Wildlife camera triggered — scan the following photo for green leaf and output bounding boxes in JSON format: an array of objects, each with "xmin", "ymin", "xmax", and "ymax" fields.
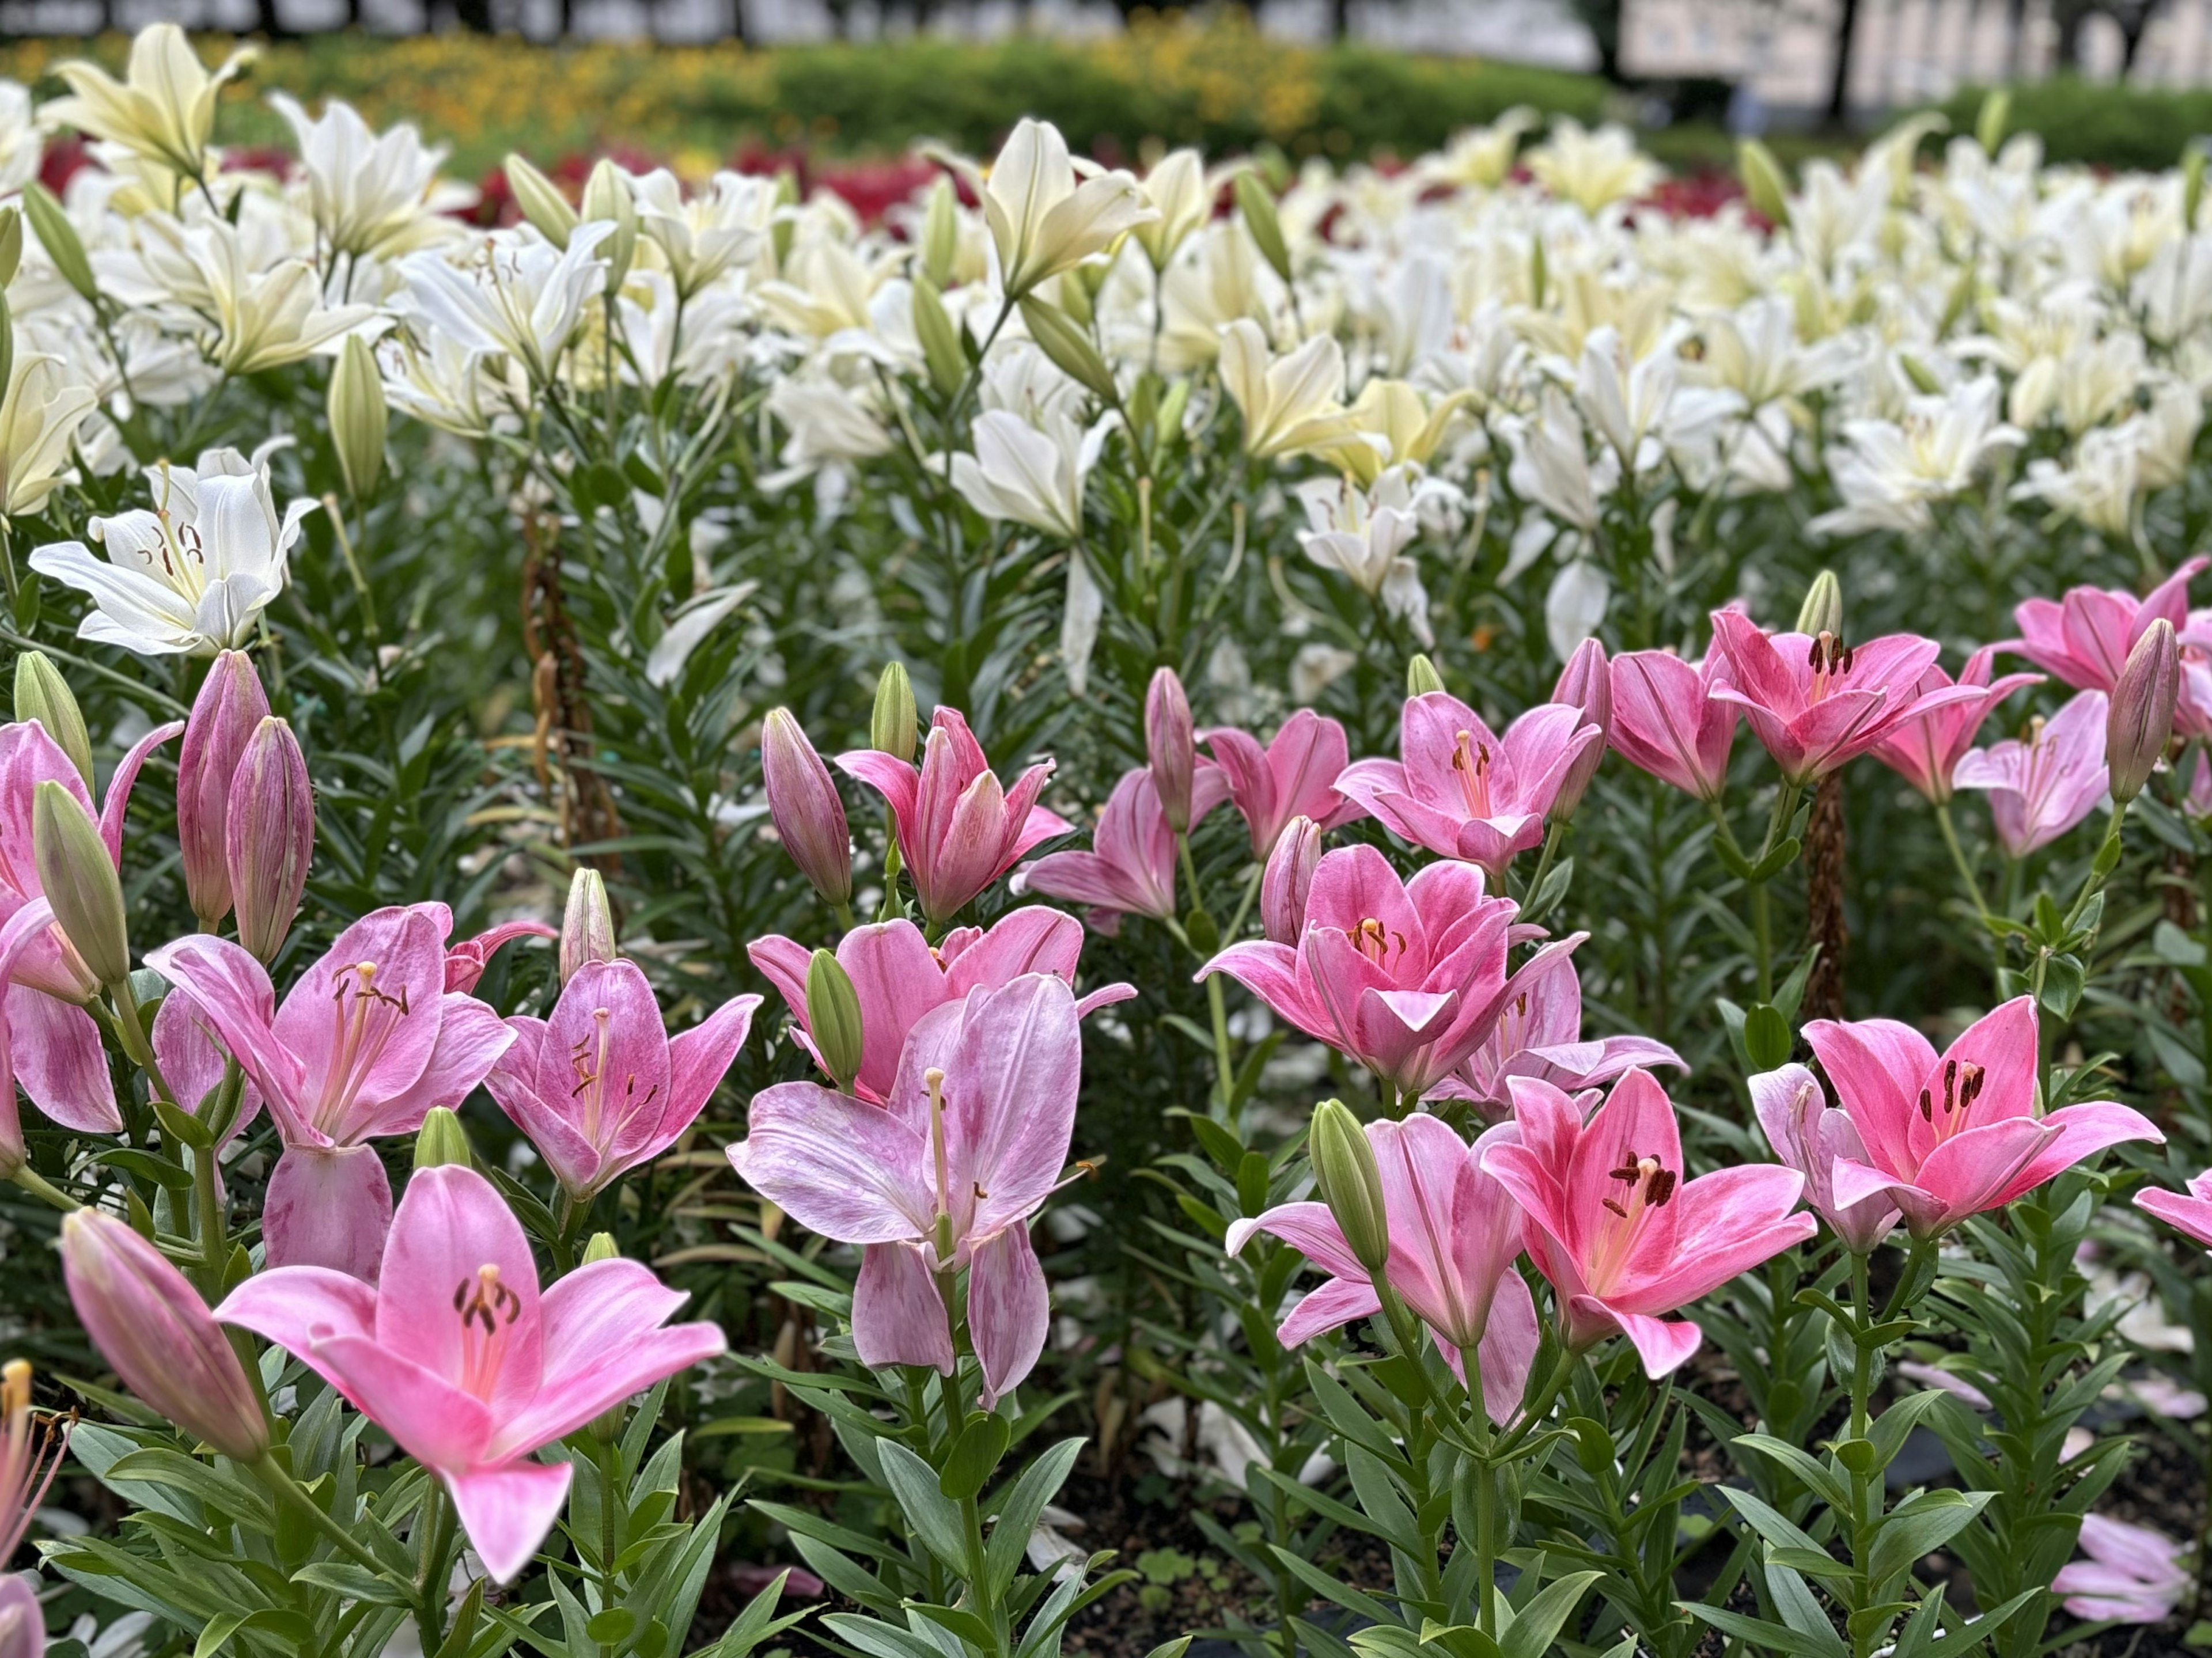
[
  {"xmin": 983, "ymin": 1437, "xmax": 1084, "ymax": 1600},
  {"xmin": 105, "ymin": 1450, "xmax": 274, "ymax": 1531},
  {"xmin": 290, "ymin": 1562, "xmax": 416, "ymax": 1606},
  {"xmin": 939, "ymin": 1413, "xmax": 1012, "ymax": 1501},
  {"xmin": 1743, "ymin": 1004, "xmax": 1792, "ymax": 1072},
  {"xmin": 1868, "ymin": 1489, "xmax": 1991, "ymax": 1585},
  {"xmin": 1497, "ymin": 1570, "xmax": 1603, "ymax": 1658},
  {"xmin": 875, "ymin": 1441, "xmax": 968, "ymax": 1574},
  {"xmin": 1731, "ymin": 1433, "xmax": 1851, "ymax": 1511},
  {"xmin": 192, "ymin": 1608, "xmax": 312, "ymax": 1657},
  {"xmin": 585, "ymin": 1608, "xmax": 637, "ymax": 1644}
]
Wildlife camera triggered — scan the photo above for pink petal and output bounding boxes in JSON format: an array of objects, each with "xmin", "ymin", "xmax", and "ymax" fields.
[
  {"xmin": 446, "ymin": 1459, "xmax": 574, "ymax": 1585},
  {"xmin": 216, "ymin": 1262, "xmax": 379, "ymax": 1353},
  {"xmin": 728, "ymin": 1081, "xmax": 934, "ymax": 1242},
  {"xmin": 97, "ymin": 718, "xmax": 185, "ymax": 863},
  {"xmin": 308, "ymin": 1330, "xmax": 495, "ymax": 1472},
  {"xmin": 145, "ymin": 934, "xmax": 308, "ymax": 1136},
  {"xmin": 853, "ymin": 1241, "xmax": 954, "ymax": 1374},
  {"xmin": 969, "ymin": 1223, "xmax": 1049, "ymax": 1407},
  {"xmin": 340, "ymin": 992, "xmax": 514, "ymax": 1144},
  {"xmin": 265, "ymin": 1144, "xmax": 393, "ymax": 1281},
  {"xmin": 945, "ymin": 975, "xmax": 1082, "ymax": 1235},
  {"xmin": 374, "ymin": 1164, "xmax": 544, "ymax": 1414},
  {"xmin": 1225, "ymin": 1200, "xmax": 1365, "ymax": 1280},
  {"xmin": 8, "ymin": 986, "xmax": 120, "ymax": 1133},
  {"xmin": 664, "ymin": 993, "xmax": 760, "ymax": 1135}
]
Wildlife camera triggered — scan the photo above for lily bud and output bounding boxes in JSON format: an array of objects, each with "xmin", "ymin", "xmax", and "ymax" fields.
[
  {"xmin": 24, "ymin": 184, "xmax": 96, "ymax": 305},
  {"xmin": 582, "ymin": 158, "xmax": 638, "ymax": 290},
  {"xmin": 762, "ymin": 708, "xmax": 851, "ymax": 907},
  {"xmin": 912, "ymin": 276, "xmax": 967, "ymax": 399},
  {"xmin": 328, "ymin": 334, "xmax": 387, "ymax": 500},
  {"xmin": 2108, "ymin": 618, "xmax": 2180, "ymax": 804},
  {"xmin": 1795, "ymin": 570, "xmax": 1843, "ymax": 639},
  {"xmin": 560, "ymin": 867, "xmax": 618, "ymax": 982},
  {"xmin": 1550, "ymin": 637, "xmax": 1611, "ymax": 820},
  {"xmin": 0, "ymin": 204, "xmax": 21, "ymax": 288},
  {"xmin": 806, "ymin": 948, "xmax": 865, "ymax": 1095},
  {"xmin": 1146, "ymin": 668, "xmax": 1196, "ymax": 834},
  {"xmin": 504, "ymin": 154, "xmax": 578, "ymax": 248},
  {"xmin": 872, "ymin": 662, "xmax": 918, "ymax": 762},
  {"xmin": 62, "ymin": 1209, "xmax": 269, "ymax": 1462},
  {"xmin": 33, "ymin": 781, "xmax": 126, "ymax": 990},
  {"xmin": 414, "ymin": 1106, "xmax": 474, "ymax": 1171},
  {"xmin": 921, "ymin": 175, "xmax": 960, "ymax": 290},
  {"xmin": 1018, "ymin": 297, "xmax": 1118, "ymax": 404},
  {"xmin": 1975, "ymin": 89, "xmax": 2011, "ymax": 157},
  {"xmin": 227, "ymin": 718, "xmax": 315, "ymax": 965},
  {"xmin": 178, "ymin": 651, "xmax": 270, "ymax": 927},
  {"xmin": 581, "ymin": 1230, "xmax": 630, "ymax": 1439},
  {"xmin": 1406, "ymin": 654, "xmax": 1446, "ymax": 697},
  {"xmin": 1233, "ymin": 170, "xmax": 1293, "ymax": 286},
  {"xmin": 14, "ymin": 650, "xmax": 92, "ymax": 788},
  {"xmin": 1261, "ymin": 815, "xmax": 1321, "ymax": 945},
  {"xmin": 1737, "ymin": 139, "xmax": 1791, "ymax": 229},
  {"xmin": 1308, "ymin": 1099, "xmax": 1390, "ymax": 1276},
  {"xmin": 2186, "ymin": 143, "xmax": 2208, "ymax": 230}
]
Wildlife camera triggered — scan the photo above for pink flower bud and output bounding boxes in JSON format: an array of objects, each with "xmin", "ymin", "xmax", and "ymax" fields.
[
  {"xmin": 177, "ymin": 651, "xmax": 270, "ymax": 928},
  {"xmin": 1260, "ymin": 814, "xmax": 1321, "ymax": 944},
  {"xmin": 2108, "ymin": 618, "xmax": 2180, "ymax": 804},
  {"xmin": 761, "ymin": 708, "xmax": 851, "ymax": 906},
  {"xmin": 60, "ymin": 1209, "xmax": 268, "ymax": 1462},
  {"xmin": 1146, "ymin": 668, "xmax": 1196, "ymax": 833},
  {"xmin": 1550, "ymin": 638, "xmax": 1611, "ymax": 819},
  {"xmin": 226, "ymin": 718, "xmax": 313, "ymax": 965}
]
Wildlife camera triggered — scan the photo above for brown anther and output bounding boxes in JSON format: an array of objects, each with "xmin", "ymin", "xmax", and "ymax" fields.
[
  {"xmin": 1918, "ymin": 1086, "xmax": 1934, "ymax": 1121},
  {"xmin": 1601, "ymin": 1197, "xmax": 1630, "ymax": 1217},
  {"xmin": 1646, "ymin": 1168, "xmax": 1678, "ymax": 1207}
]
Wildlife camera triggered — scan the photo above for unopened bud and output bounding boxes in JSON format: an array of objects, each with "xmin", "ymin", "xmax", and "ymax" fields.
[
  {"xmin": 1261, "ymin": 815, "xmax": 1321, "ymax": 945},
  {"xmin": 1018, "ymin": 297, "xmax": 1118, "ymax": 405},
  {"xmin": 1308, "ymin": 1099, "xmax": 1391, "ymax": 1276},
  {"xmin": 33, "ymin": 781, "xmax": 126, "ymax": 989},
  {"xmin": 1233, "ymin": 170, "xmax": 1293, "ymax": 286},
  {"xmin": 1550, "ymin": 637, "xmax": 1611, "ymax": 820},
  {"xmin": 2186, "ymin": 143, "xmax": 2209, "ymax": 230},
  {"xmin": 1795, "ymin": 570, "xmax": 1843, "ymax": 639},
  {"xmin": 504, "ymin": 155, "xmax": 578, "ymax": 248},
  {"xmin": 912, "ymin": 275, "xmax": 966, "ymax": 399},
  {"xmin": 14, "ymin": 651, "xmax": 92, "ymax": 787},
  {"xmin": 414, "ymin": 1106, "xmax": 474, "ymax": 1171},
  {"xmin": 226, "ymin": 718, "xmax": 315, "ymax": 965},
  {"xmin": 0, "ymin": 205, "xmax": 22, "ymax": 289},
  {"xmin": 2108, "ymin": 618, "xmax": 2181, "ymax": 804},
  {"xmin": 178, "ymin": 651, "xmax": 270, "ymax": 927},
  {"xmin": 581, "ymin": 1230, "xmax": 630, "ymax": 1438},
  {"xmin": 762, "ymin": 708, "xmax": 851, "ymax": 907},
  {"xmin": 1975, "ymin": 89, "xmax": 2011, "ymax": 157},
  {"xmin": 582, "ymin": 158, "xmax": 638, "ymax": 290},
  {"xmin": 1406, "ymin": 654, "xmax": 1446, "ymax": 697},
  {"xmin": 1145, "ymin": 667, "xmax": 1196, "ymax": 834},
  {"xmin": 560, "ymin": 867, "xmax": 618, "ymax": 982},
  {"xmin": 921, "ymin": 175, "xmax": 960, "ymax": 290},
  {"xmin": 806, "ymin": 948, "xmax": 865, "ymax": 1095},
  {"xmin": 23, "ymin": 184, "xmax": 95, "ymax": 305},
  {"xmin": 872, "ymin": 662, "xmax": 918, "ymax": 762},
  {"xmin": 771, "ymin": 169, "xmax": 800, "ymax": 267},
  {"xmin": 328, "ymin": 334, "xmax": 387, "ymax": 500},
  {"xmin": 1737, "ymin": 139, "xmax": 1791, "ymax": 229}
]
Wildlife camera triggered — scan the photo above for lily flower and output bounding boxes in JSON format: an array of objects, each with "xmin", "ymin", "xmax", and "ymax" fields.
[
  {"xmin": 269, "ymin": 93, "xmax": 470, "ymax": 261},
  {"xmin": 1607, "ymin": 647, "xmax": 1740, "ymax": 800},
  {"xmin": 1440, "ymin": 958, "xmax": 1685, "ymax": 1119},
  {"xmin": 2051, "ymin": 1516, "xmax": 2190, "ymax": 1624},
  {"xmin": 728, "ymin": 974, "xmax": 1081, "ymax": 1406},
  {"xmin": 444, "ymin": 920, "xmax": 558, "ymax": 994},
  {"xmin": 397, "ymin": 224, "xmax": 612, "ymax": 388},
  {"xmin": 2012, "ymin": 557, "xmax": 2203, "ymax": 693},
  {"xmin": 1219, "ymin": 321, "xmax": 1360, "ymax": 461},
  {"xmin": 1016, "ymin": 767, "xmax": 1228, "ymax": 935},
  {"xmin": 484, "ymin": 960, "xmax": 759, "ymax": 1202},
  {"xmin": 1199, "ymin": 844, "xmax": 1585, "ymax": 1102},
  {"xmin": 1748, "ymin": 1063, "xmax": 1900, "ymax": 1253},
  {"xmin": 46, "ymin": 23, "xmax": 252, "ymax": 183},
  {"xmin": 949, "ymin": 408, "xmax": 1111, "ymax": 542},
  {"xmin": 1953, "ymin": 690, "xmax": 2111, "ymax": 858},
  {"xmin": 217, "ymin": 1164, "xmax": 726, "ymax": 1584},
  {"xmin": 837, "ymin": 707, "xmax": 1072, "ymax": 924},
  {"xmin": 146, "ymin": 904, "xmax": 514, "ymax": 1280},
  {"xmin": 1866, "ymin": 646, "xmax": 2044, "ymax": 803},
  {"xmin": 0, "ymin": 355, "xmax": 99, "ymax": 522},
  {"xmin": 957, "ymin": 118, "xmax": 1154, "ymax": 298},
  {"xmin": 1228, "ymin": 1116, "xmax": 1539, "ymax": 1422},
  {"xmin": 1802, "ymin": 997, "xmax": 2161, "ymax": 1239},
  {"xmin": 0, "ymin": 1357, "xmax": 62, "ymax": 1657},
  {"xmin": 1336, "ymin": 690, "xmax": 1600, "ymax": 878},
  {"xmin": 748, "ymin": 906, "xmax": 1132, "ymax": 1106},
  {"xmin": 1708, "ymin": 610, "xmax": 1978, "ymax": 786},
  {"xmin": 2137, "ymin": 1167, "xmax": 2212, "ymax": 1250},
  {"xmin": 1201, "ymin": 709, "xmax": 1363, "ymax": 858},
  {"xmin": 1483, "ymin": 1069, "xmax": 1816, "ymax": 1377}
]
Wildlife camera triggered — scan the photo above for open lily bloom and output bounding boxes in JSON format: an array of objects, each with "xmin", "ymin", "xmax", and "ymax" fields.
[
  {"xmin": 1438, "ymin": 958, "xmax": 1684, "ymax": 1119},
  {"xmin": 1866, "ymin": 645, "xmax": 2044, "ymax": 803},
  {"xmin": 2012, "ymin": 557, "xmax": 2203, "ymax": 694},
  {"xmin": 748, "ymin": 906, "xmax": 1132, "ymax": 1105},
  {"xmin": 1749, "ymin": 1063, "xmax": 1899, "ymax": 1253},
  {"xmin": 147, "ymin": 904, "xmax": 513, "ymax": 1279},
  {"xmin": 1336, "ymin": 692, "xmax": 1600, "ymax": 878},
  {"xmin": 2051, "ymin": 1515, "xmax": 2190, "ymax": 1624},
  {"xmin": 2138, "ymin": 1167, "xmax": 2212, "ymax": 1250},
  {"xmin": 1016, "ymin": 765, "xmax": 1229, "ymax": 934},
  {"xmin": 1201, "ymin": 710, "xmax": 1363, "ymax": 858},
  {"xmin": 838, "ymin": 707, "xmax": 1072, "ymax": 924},
  {"xmin": 1199, "ymin": 844, "xmax": 1585, "ymax": 1102},
  {"xmin": 1228, "ymin": 1115, "xmax": 1538, "ymax": 1422},
  {"xmin": 1952, "ymin": 690, "xmax": 2111, "ymax": 858},
  {"xmin": 1803, "ymin": 997, "xmax": 2161, "ymax": 1238},
  {"xmin": 728, "ymin": 974, "xmax": 1079, "ymax": 1406},
  {"xmin": 1606, "ymin": 647, "xmax": 1739, "ymax": 800},
  {"xmin": 1483, "ymin": 1069, "xmax": 1815, "ymax": 1377},
  {"xmin": 218, "ymin": 1164, "xmax": 726, "ymax": 1584}
]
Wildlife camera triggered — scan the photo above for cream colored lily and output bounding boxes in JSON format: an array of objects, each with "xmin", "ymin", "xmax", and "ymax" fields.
[
  {"xmin": 0, "ymin": 355, "xmax": 97, "ymax": 521},
  {"xmin": 1218, "ymin": 319, "xmax": 1358, "ymax": 461},
  {"xmin": 947, "ymin": 119, "xmax": 1155, "ymax": 299},
  {"xmin": 46, "ymin": 25, "xmax": 255, "ymax": 187}
]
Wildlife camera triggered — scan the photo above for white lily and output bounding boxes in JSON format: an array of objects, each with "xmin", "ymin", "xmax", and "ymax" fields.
[
  {"xmin": 46, "ymin": 25, "xmax": 254, "ymax": 185},
  {"xmin": 1810, "ymin": 374, "xmax": 2023, "ymax": 537},
  {"xmin": 950, "ymin": 408, "xmax": 1111, "ymax": 541},
  {"xmin": 1218, "ymin": 319, "xmax": 1357, "ymax": 460},
  {"xmin": 631, "ymin": 169, "xmax": 774, "ymax": 299},
  {"xmin": 397, "ymin": 224, "xmax": 611, "ymax": 385},
  {"xmin": 1294, "ymin": 467, "xmax": 1432, "ymax": 646},
  {"xmin": 0, "ymin": 80, "xmax": 41, "ymax": 197},
  {"xmin": 0, "ymin": 355, "xmax": 98, "ymax": 521},
  {"xmin": 950, "ymin": 118, "xmax": 1155, "ymax": 298},
  {"xmin": 269, "ymin": 93, "xmax": 470, "ymax": 261},
  {"xmin": 1525, "ymin": 120, "xmax": 1660, "ymax": 217}
]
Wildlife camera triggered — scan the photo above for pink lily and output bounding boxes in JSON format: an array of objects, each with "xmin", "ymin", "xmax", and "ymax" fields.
[
  {"xmin": 2135, "ymin": 1167, "xmax": 2212, "ymax": 1250},
  {"xmin": 1335, "ymin": 692, "xmax": 1600, "ymax": 877},
  {"xmin": 1483, "ymin": 1069, "xmax": 1816, "ymax": 1377},
  {"xmin": 2051, "ymin": 1515, "xmax": 2190, "ymax": 1624},
  {"xmin": 1607, "ymin": 648, "xmax": 1739, "ymax": 800},
  {"xmin": 1437, "ymin": 957, "xmax": 1684, "ymax": 1120},
  {"xmin": 217, "ymin": 1164, "xmax": 726, "ymax": 1583},
  {"xmin": 1707, "ymin": 610, "xmax": 1979, "ymax": 786},
  {"xmin": 1198, "ymin": 844, "xmax": 1585, "ymax": 1102},
  {"xmin": 2012, "ymin": 557, "xmax": 2203, "ymax": 693},
  {"xmin": 747, "ymin": 905, "xmax": 1132, "ymax": 1105},
  {"xmin": 484, "ymin": 959, "xmax": 759, "ymax": 1201},
  {"xmin": 2, "ymin": 1358, "xmax": 66, "ymax": 1658},
  {"xmin": 1201, "ymin": 710, "xmax": 1365, "ymax": 858},
  {"xmin": 837, "ymin": 707, "xmax": 1071, "ymax": 923},
  {"xmin": 1015, "ymin": 766, "xmax": 1229, "ymax": 934},
  {"xmin": 1802, "ymin": 997, "xmax": 2161, "ymax": 1239},
  {"xmin": 146, "ymin": 903, "xmax": 515, "ymax": 1280},
  {"xmin": 1866, "ymin": 646, "xmax": 2044, "ymax": 803},
  {"xmin": 728, "ymin": 974, "xmax": 1080, "ymax": 1406},
  {"xmin": 445, "ymin": 920, "xmax": 558, "ymax": 993},
  {"xmin": 1748, "ymin": 1063, "xmax": 1899, "ymax": 1253},
  {"xmin": 0, "ymin": 718, "xmax": 181, "ymax": 1136},
  {"xmin": 1227, "ymin": 1115, "xmax": 1539, "ymax": 1422},
  {"xmin": 1952, "ymin": 690, "xmax": 2111, "ymax": 858}
]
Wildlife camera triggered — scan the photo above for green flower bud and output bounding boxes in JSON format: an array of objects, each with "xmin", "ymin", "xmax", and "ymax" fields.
[
  {"xmin": 806, "ymin": 948, "xmax": 866, "ymax": 1095},
  {"xmin": 1737, "ymin": 139, "xmax": 1791, "ymax": 229},
  {"xmin": 582, "ymin": 1229, "xmax": 630, "ymax": 1439},
  {"xmin": 328, "ymin": 334, "xmax": 387, "ymax": 501},
  {"xmin": 14, "ymin": 651, "xmax": 92, "ymax": 787},
  {"xmin": 913, "ymin": 275, "xmax": 967, "ymax": 399},
  {"xmin": 0, "ymin": 206, "xmax": 21, "ymax": 290},
  {"xmin": 1406, "ymin": 654, "xmax": 1446, "ymax": 697},
  {"xmin": 872, "ymin": 662, "xmax": 917, "ymax": 762},
  {"xmin": 1975, "ymin": 89, "xmax": 2011, "ymax": 157},
  {"xmin": 23, "ymin": 184, "xmax": 96, "ymax": 305},
  {"xmin": 414, "ymin": 1106, "xmax": 475, "ymax": 1171},
  {"xmin": 504, "ymin": 155, "xmax": 578, "ymax": 249},
  {"xmin": 921, "ymin": 176, "xmax": 960, "ymax": 290},
  {"xmin": 1795, "ymin": 571, "xmax": 1843, "ymax": 640},
  {"xmin": 1233, "ymin": 170, "xmax": 1293, "ymax": 287},
  {"xmin": 33, "ymin": 780, "xmax": 128, "ymax": 990},
  {"xmin": 582, "ymin": 1232, "xmax": 620, "ymax": 1265},
  {"xmin": 1308, "ymin": 1099, "xmax": 1390, "ymax": 1276},
  {"xmin": 582, "ymin": 158, "xmax": 638, "ymax": 290},
  {"xmin": 2186, "ymin": 143, "xmax": 2208, "ymax": 230},
  {"xmin": 1018, "ymin": 297, "xmax": 1118, "ymax": 404}
]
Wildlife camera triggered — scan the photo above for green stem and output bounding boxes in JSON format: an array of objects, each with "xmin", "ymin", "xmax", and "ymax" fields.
[
  {"xmin": 415, "ymin": 1477, "xmax": 458, "ymax": 1655},
  {"xmin": 110, "ymin": 976, "xmax": 180, "ymax": 1111},
  {"xmin": 6, "ymin": 1164, "xmax": 80, "ymax": 1211},
  {"xmin": 255, "ymin": 1453, "xmax": 393, "ymax": 1577},
  {"xmin": 832, "ymin": 900, "xmax": 858, "ymax": 934}
]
